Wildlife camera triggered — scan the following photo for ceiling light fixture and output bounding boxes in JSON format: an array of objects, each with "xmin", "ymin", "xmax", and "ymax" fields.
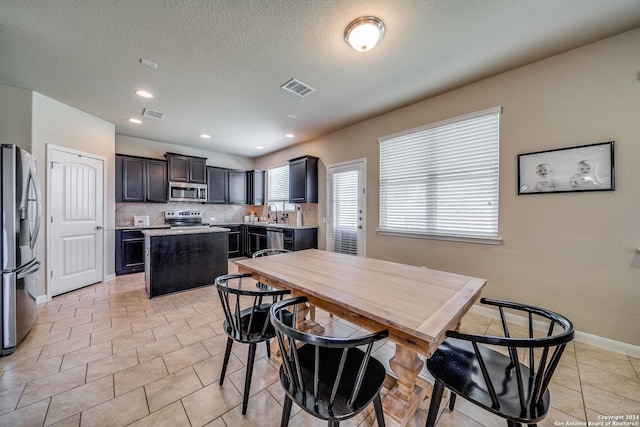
[
  {"xmin": 128, "ymin": 118, "xmax": 142, "ymax": 124},
  {"xmin": 135, "ymin": 90, "xmax": 154, "ymax": 98},
  {"xmin": 200, "ymin": 134, "xmax": 211, "ymax": 139},
  {"xmin": 285, "ymin": 133, "xmax": 295, "ymax": 138},
  {"xmin": 256, "ymin": 146, "xmax": 264, "ymax": 150},
  {"xmin": 344, "ymin": 16, "xmax": 385, "ymax": 52}
]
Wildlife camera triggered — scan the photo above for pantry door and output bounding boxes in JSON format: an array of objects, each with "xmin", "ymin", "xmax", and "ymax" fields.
[
  {"xmin": 326, "ymin": 159, "xmax": 366, "ymax": 257},
  {"xmin": 48, "ymin": 146, "xmax": 105, "ymax": 296}
]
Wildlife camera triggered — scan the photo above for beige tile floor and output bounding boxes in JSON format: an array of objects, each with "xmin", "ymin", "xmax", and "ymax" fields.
[{"xmin": 1, "ymin": 263, "xmax": 639, "ymax": 427}]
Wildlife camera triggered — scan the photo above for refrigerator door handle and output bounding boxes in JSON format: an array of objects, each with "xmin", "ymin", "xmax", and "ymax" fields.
[
  {"xmin": 16, "ymin": 259, "xmax": 40, "ymax": 280},
  {"xmin": 27, "ymin": 161, "xmax": 42, "ymax": 250}
]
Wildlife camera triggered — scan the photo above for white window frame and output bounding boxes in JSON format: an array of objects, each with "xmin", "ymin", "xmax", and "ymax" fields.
[
  {"xmin": 378, "ymin": 106, "xmax": 502, "ymax": 245},
  {"xmin": 267, "ymin": 164, "xmax": 295, "ymax": 212}
]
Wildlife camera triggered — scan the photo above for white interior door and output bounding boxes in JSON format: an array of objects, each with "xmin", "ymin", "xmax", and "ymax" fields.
[
  {"xmin": 49, "ymin": 147, "xmax": 104, "ymax": 296},
  {"xmin": 326, "ymin": 159, "xmax": 366, "ymax": 257}
]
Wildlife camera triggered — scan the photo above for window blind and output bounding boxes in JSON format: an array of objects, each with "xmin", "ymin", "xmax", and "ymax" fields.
[
  {"xmin": 268, "ymin": 165, "xmax": 289, "ymax": 202},
  {"xmin": 328, "ymin": 168, "xmax": 359, "ymax": 255},
  {"xmin": 379, "ymin": 106, "xmax": 501, "ymax": 239}
]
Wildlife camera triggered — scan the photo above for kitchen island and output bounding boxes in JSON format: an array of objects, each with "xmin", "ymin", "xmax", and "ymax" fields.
[{"xmin": 142, "ymin": 227, "xmax": 229, "ymax": 298}]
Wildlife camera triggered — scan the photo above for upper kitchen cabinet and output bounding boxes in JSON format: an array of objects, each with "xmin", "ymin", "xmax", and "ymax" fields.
[
  {"xmin": 247, "ymin": 170, "xmax": 265, "ymax": 205},
  {"xmin": 289, "ymin": 155, "xmax": 318, "ymax": 203},
  {"xmin": 228, "ymin": 169, "xmax": 247, "ymax": 204},
  {"xmin": 206, "ymin": 166, "xmax": 229, "ymax": 204},
  {"xmin": 165, "ymin": 153, "xmax": 207, "ymax": 184},
  {"xmin": 116, "ymin": 154, "xmax": 167, "ymax": 203}
]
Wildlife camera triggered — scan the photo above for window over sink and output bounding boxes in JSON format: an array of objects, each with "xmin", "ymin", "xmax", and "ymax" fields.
[
  {"xmin": 268, "ymin": 164, "xmax": 294, "ymax": 211},
  {"xmin": 378, "ymin": 106, "xmax": 502, "ymax": 244}
]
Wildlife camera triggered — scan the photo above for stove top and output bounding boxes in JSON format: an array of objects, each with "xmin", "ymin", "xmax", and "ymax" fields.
[{"xmin": 164, "ymin": 210, "xmax": 204, "ymax": 227}]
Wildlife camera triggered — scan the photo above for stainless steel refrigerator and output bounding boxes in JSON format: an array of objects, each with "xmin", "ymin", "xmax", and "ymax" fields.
[{"xmin": 1, "ymin": 144, "xmax": 42, "ymax": 356}]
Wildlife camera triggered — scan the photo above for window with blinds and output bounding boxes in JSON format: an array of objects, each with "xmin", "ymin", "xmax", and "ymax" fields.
[
  {"xmin": 268, "ymin": 165, "xmax": 294, "ymax": 211},
  {"xmin": 378, "ymin": 106, "xmax": 501, "ymax": 242},
  {"xmin": 328, "ymin": 168, "xmax": 359, "ymax": 255}
]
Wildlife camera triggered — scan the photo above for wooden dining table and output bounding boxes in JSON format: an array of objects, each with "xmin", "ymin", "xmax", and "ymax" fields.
[{"xmin": 235, "ymin": 249, "xmax": 486, "ymax": 426}]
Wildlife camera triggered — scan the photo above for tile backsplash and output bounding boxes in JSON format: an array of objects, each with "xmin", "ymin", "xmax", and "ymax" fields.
[{"xmin": 116, "ymin": 202, "xmax": 318, "ymax": 227}]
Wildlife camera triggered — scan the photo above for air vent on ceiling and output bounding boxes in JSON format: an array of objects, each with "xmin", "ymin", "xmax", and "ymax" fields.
[
  {"xmin": 142, "ymin": 108, "xmax": 164, "ymax": 120},
  {"xmin": 281, "ymin": 78, "xmax": 315, "ymax": 97}
]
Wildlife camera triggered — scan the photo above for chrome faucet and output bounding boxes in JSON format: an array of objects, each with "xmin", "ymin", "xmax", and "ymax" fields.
[{"xmin": 267, "ymin": 202, "xmax": 279, "ymax": 223}]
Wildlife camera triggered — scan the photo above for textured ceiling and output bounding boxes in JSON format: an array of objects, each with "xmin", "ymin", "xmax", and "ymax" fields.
[{"xmin": 1, "ymin": 0, "xmax": 640, "ymax": 158}]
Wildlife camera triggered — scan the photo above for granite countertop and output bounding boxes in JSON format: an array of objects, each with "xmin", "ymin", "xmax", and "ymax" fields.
[
  {"xmin": 142, "ymin": 227, "xmax": 230, "ymax": 237},
  {"xmin": 212, "ymin": 222, "xmax": 318, "ymax": 230},
  {"xmin": 115, "ymin": 225, "xmax": 170, "ymax": 230}
]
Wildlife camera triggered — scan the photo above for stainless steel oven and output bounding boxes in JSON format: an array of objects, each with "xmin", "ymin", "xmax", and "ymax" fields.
[{"xmin": 168, "ymin": 181, "xmax": 207, "ymax": 202}]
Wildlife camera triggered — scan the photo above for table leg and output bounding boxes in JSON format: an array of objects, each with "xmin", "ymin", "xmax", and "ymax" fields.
[{"xmin": 382, "ymin": 345, "xmax": 429, "ymax": 426}]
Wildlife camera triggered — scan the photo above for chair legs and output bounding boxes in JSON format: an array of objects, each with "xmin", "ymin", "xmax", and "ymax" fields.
[
  {"xmin": 265, "ymin": 340, "xmax": 271, "ymax": 359},
  {"xmin": 425, "ymin": 380, "xmax": 445, "ymax": 427},
  {"xmin": 219, "ymin": 337, "xmax": 233, "ymax": 385},
  {"xmin": 242, "ymin": 343, "xmax": 258, "ymax": 415},
  {"xmin": 281, "ymin": 395, "xmax": 293, "ymax": 427},
  {"xmin": 373, "ymin": 393, "xmax": 386, "ymax": 426},
  {"xmin": 448, "ymin": 392, "xmax": 456, "ymax": 410}
]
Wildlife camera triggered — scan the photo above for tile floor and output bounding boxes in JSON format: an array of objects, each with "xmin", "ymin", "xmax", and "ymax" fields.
[{"xmin": 1, "ymin": 263, "xmax": 639, "ymax": 427}]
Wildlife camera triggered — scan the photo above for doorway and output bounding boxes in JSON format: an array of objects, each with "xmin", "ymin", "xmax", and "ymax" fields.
[
  {"xmin": 48, "ymin": 145, "xmax": 105, "ymax": 297},
  {"xmin": 326, "ymin": 159, "xmax": 366, "ymax": 257}
]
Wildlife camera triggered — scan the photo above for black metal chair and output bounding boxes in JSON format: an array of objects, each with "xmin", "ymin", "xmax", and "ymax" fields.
[
  {"xmin": 253, "ymin": 248, "xmax": 291, "ymax": 258},
  {"xmin": 270, "ymin": 296, "xmax": 388, "ymax": 427},
  {"xmin": 214, "ymin": 273, "xmax": 291, "ymax": 415},
  {"xmin": 424, "ymin": 298, "xmax": 574, "ymax": 427}
]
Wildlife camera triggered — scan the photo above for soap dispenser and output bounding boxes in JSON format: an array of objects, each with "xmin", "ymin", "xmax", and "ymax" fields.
[{"xmin": 296, "ymin": 205, "xmax": 302, "ymax": 227}]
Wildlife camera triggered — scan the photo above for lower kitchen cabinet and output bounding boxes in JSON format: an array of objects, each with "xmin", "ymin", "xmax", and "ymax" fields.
[
  {"xmin": 284, "ymin": 228, "xmax": 318, "ymax": 251},
  {"xmin": 244, "ymin": 225, "xmax": 267, "ymax": 257},
  {"xmin": 115, "ymin": 230, "xmax": 145, "ymax": 275},
  {"xmin": 145, "ymin": 231, "xmax": 228, "ymax": 298},
  {"xmin": 226, "ymin": 225, "xmax": 243, "ymax": 258}
]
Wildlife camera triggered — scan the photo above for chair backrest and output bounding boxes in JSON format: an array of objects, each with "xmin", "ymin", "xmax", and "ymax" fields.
[
  {"xmin": 214, "ymin": 273, "xmax": 290, "ymax": 343},
  {"xmin": 252, "ymin": 248, "xmax": 291, "ymax": 258},
  {"xmin": 445, "ymin": 298, "xmax": 574, "ymax": 412},
  {"xmin": 270, "ymin": 296, "xmax": 389, "ymax": 411}
]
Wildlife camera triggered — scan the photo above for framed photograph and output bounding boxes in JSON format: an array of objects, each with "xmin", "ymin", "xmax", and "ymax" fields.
[{"xmin": 518, "ymin": 141, "xmax": 614, "ymax": 194}]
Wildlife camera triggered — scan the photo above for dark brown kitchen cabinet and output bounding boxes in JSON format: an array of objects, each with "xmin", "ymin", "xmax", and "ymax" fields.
[
  {"xmin": 244, "ymin": 225, "xmax": 267, "ymax": 257},
  {"xmin": 115, "ymin": 229, "xmax": 145, "ymax": 275},
  {"xmin": 283, "ymin": 228, "xmax": 318, "ymax": 251},
  {"xmin": 116, "ymin": 155, "xmax": 167, "ymax": 203},
  {"xmin": 247, "ymin": 170, "xmax": 265, "ymax": 205},
  {"xmin": 165, "ymin": 153, "xmax": 207, "ymax": 184},
  {"xmin": 228, "ymin": 170, "xmax": 247, "ymax": 204},
  {"xmin": 289, "ymin": 155, "xmax": 318, "ymax": 203},
  {"xmin": 206, "ymin": 167, "xmax": 228, "ymax": 203},
  {"xmin": 226, "ymin": 225, "xmax": 243, "ymax": 257}
]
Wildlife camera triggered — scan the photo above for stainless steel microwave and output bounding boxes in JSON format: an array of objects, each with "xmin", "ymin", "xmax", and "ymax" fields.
[{"xmin": 168, "ymin": 181, "xmax": 207, "ymax": 202}]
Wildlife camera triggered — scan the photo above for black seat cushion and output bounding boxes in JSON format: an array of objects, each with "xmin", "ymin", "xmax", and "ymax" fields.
[
  {"xmin": 427, "ymin": 338, "xmax": 550, "ymax": 423},
  {"xmin": 280, "ymin": 344, "xmax": 386, "ymax": 421}
]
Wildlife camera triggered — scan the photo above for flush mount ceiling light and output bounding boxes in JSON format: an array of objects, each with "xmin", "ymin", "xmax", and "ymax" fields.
[
  {"xmin": 344, "ymin": 16, "xmax": 385, "ymax": 52},
  {"xmin": 200, "ymin": 134, "xmax": 211, "ymax": 139},
  {"xmin": 128, "ymin": 118, "xmax": 142, "ymax": 124},
  {"xmin": 135, "ymin": 90, "xmax": 154, "ymax": 98}
]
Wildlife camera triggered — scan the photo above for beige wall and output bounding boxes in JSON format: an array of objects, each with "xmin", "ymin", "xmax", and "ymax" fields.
[
  {"xmin": 31, "ymin": 92, "xmax": 117, "ymax": 297},
  {"xmin": 0, "ymin": 84, "xmax": 32, "ymax": 150},
  {"xmin": 115, "ymin": 135, "xmax": 255, "ymax": 171},
  {"xmin": 256, "ymin": 28, "xmax": 640, "ymax": 346}
]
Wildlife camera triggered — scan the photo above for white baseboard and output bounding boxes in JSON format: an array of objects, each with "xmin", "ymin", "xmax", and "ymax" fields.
[
  {"xmin": 470, "ymin": 304, "xmax": 640, "ymax": 358},
  {"xmin": 104, "ymin": 273, "xmax": 116, "ymax": 282},
  {"xmin": 35, "ymin": 295, "xmax": 48, "ymax": 304}
]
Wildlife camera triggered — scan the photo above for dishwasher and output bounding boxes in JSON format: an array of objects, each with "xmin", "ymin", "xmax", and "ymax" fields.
[{"xmin": 266, "ymin": 227, "xmax": 284, "ymax": 249}]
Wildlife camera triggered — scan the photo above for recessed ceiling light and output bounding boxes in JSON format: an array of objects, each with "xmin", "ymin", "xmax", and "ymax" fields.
[
  {"xmin": 128, "ymin": 118, "xmax": 142, "ymax": 124},
  {"xmin": 135, "ymin": 90, "xmax": 154, "ymax": 98},
  {"xmin": 288, "ymin": 114, "xmax": 297, "ymax": 119},
  {"xmin": 256, "ymin": 146, "xmax": 264, "ymax": 150},
  {"xmin": 285, "ymin": 133, "xmax": 295, "ymax": 138},
  {"xmin": 200, "ymin": 134, "xmax": 211, "ymax": 139}
]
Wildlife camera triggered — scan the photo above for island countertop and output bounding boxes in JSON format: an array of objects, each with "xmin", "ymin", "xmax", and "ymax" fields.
[{"xmin": 142, "ymin": 226, "xmax": 230, "ymax": 237}]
